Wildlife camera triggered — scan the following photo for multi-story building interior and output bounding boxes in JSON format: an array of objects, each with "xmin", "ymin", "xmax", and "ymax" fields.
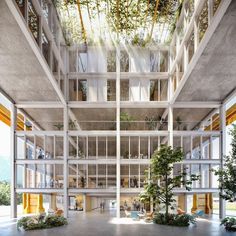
[{"xmin": 0, "ymin": 0, "xmax": 235, "ymax": 219}]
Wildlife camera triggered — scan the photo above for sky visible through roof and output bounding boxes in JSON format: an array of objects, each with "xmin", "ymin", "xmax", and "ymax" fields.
[{"xmin": 54, "ymin": 0, "xmax": 181, "ymax": 46}]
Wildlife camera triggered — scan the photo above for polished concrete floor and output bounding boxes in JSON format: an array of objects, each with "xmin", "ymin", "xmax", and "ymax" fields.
[{"xmin": 0, "ymin": 209, "xmax": 235, "ymax": 236}]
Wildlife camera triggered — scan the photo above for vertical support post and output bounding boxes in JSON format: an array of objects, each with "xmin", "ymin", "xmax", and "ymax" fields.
[
  {"xmin": 63, "ymin": 58, "xmax": 69, "ymax": 218},
  {"xmin": 63, "ymin": 106, "xmax": 68, "ymax": 217},
  {"xmin": 48, "ymin": 3, "xmax": 52, "ymax": 31},
  {"xmin": 184, "ymin": 43, "xmax": 189, "ymax": 72},
  {"xmin": 10, "ymin": 103, "xmax": 17, "ymax": 218},
  {"xmin": 176, "ymin": 63, "xmax": 180, "ymax": 87},
  {"xmin": 24, "ymin": 0, "xmax": 28, "ymax": 25},
  {"xmin": 116, "ymin": 45, "xmax": 121, "ymax": 218},
  {"xmin": 38, "ymin": 16, "xmax": 42, "ymax": 51},
  {"xmin": 49, "ymin": 41, "xmax": 53, "ymax": 70},
  {"xmin": 219, "ymin": 105, "xmax": 226, "ymax": 219},
  {"xmin": 168, "ymin": 106, "xmax": 173, "ymax": 147},
  {"xmin": 158, "ymin": 79, "xmax": 161, "ymax": 101},
  {"xmin": 83, "ymin": 193, "xmax": 86, "ymax": 212},
  {"xmin": 168, "ymin": 76, "xmax": 173, "ymax": 102},
  {"xmin": 194, "ymin": 16, "xmax": 199, "ymax": 52},
  {"xmin": 208, "ymin": 0, "xmax": 214, "ymax": 25}
]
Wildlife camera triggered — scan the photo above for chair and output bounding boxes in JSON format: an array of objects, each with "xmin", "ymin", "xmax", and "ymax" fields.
[
  {"xmin": 131, "ymin": 211, "xmax": 139, "ymax": 220},
  {"xmin": 55, "ymin": 208, "xmax": 64, "ymax": 216},
  {"xmin": 177, "ymin": 208, "xmax": 186, "ymax": 215},
  {"xmin": 145, "ymin": 212, "xmax": 154, "ymax": 222},
  {"xmin": 193, "ymin": 209, "xmax": 205, "ymax": 217}
]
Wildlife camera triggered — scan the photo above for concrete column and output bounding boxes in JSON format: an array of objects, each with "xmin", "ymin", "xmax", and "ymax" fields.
[
  {"xmin": 63, "ymin": 106, "xmax": 69, "ymax": 218},
  {"xmin": 205, "ymin": 193, "xmax": 211, "ymax": 214},
  {"xmin": 49, "ymin": 194, "xmax": 57, "ymax": 211},
  {"xmin": 191, "ymin": 193, "xmax": 198, "ymax": 213},
  {"xmin": 168, "ymin": 106, "xmax": 173, "ymax": 147},
  {"xmin": 116, "ymin": 45, "xmax": 121, "ymax": 218},
  {"xmin": 36, "ymin": 193, "xmax": 45, "ymax": 213},
  {"xmin": 83, "ymin": 194, "xmax": 86, "ymax": 212},
  {"xmin": 219, "ymin": 105, "xmax": 226, "ymax": 219},
  {"xmin": 10, "ymin": 103, "xmax": 17, "ymax": 218},
  {"xmin": 24, "ymin": 193, "xmax": 30, "ymax": 214},
  {"xmin": 178, "ymin": 194, "xmax": 187, "ymax": 211},
  {"xmin": 22, "ymin": 193, "xmax": 27, "ymax": 213}
]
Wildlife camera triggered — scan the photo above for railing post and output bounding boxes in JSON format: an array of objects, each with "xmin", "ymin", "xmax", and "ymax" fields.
[
  {"xmin": 49, "ymin": 41, "xmax": 53, "ymax": 70},
  {"xmin": 116, "ymin": 45, "xmax": 121, "ymax": 219},
  {"xmin": 208, "ymin": 0, "xmax": 214, "ymax": 25},
  {"xmin": 176, "ymin": 30, "xmax": 180, "ymax": 54},
  {"xmin": 184, "ymin": 43, "xmax": 189, "ymax": 72},
  {"xmin": 168, "ymin": 106, "xmax": 173, "ymax": 147},
  {"xmin": 219, "ymin": 105, "xmax": 226, "ymax": 219},
  {"xmin": 183, "ymin": 2, "xmax": 188, "ymax": 33},
  {"xmin": 10, "ymin": 104, "xmax": 17, "ymax": 218},
  {"xmin": 38, "ymin": 16, "xmax": 43, "ymax": 51},
  {"xmin": 24, "ymin": 0, "xmax": 28, "ymax": 25},
  {"xmin": 48, "ymin": 3, "xmax": 52, "ymax": 31},
  {"xmin": 194, "ymin": 16, "xmax": 199, "ymax": 52},
  {"xmin": 176, "ymin": 63, "xmax": 180, "ymax": 87}
]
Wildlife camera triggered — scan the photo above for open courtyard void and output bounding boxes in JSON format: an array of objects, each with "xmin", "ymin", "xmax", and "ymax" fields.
[{"xmin": 0, "ymin": 0, "xmax": 236, "ymax": 235}]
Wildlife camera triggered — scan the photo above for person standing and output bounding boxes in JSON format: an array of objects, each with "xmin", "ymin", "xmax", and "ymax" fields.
[{"xmin": 133, "ymin": 176, "xmax": 138, "ymax": 188}]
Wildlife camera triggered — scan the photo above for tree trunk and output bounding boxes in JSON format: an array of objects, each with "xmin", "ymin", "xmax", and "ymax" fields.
[{"xmin": 165, "ymin": 173, "xmax": 169, "ymax": 220}]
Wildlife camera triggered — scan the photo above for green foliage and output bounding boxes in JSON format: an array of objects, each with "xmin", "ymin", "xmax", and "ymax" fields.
[
  {"xmin": 54, "ymin": 0, "xmax": 182, "ymax": 45},
  {"xmin": 0, "ymin": 181, "xmax": 10, "ymax": 205},
  {"xmin": 213, "ymin": 124, "xmax": 236, "ymax": 202},
  {"xmin": 120, "ymin": 112, "xmax": 134, "ymax": 130},
  {"xmin": 140, "ymin": 145, "xmax": 199, "ymax": 217},
  {"xmin": 145, "ymin": 115, "xmax": 159, "ymax": 130},
  {"xmin": 44, "ymin": 215, "xmax": 68, "ymax": 227},
  {"xmin": 17, "ymin": 215, "xmax": 68, "ymax": 231},
  {"xmin": 221, "ymin": 217, "xmax": 236, "ymax": 232},
  {"xmin": 153, "ymin": 213, "xmax": 196, "ymax": 226}
]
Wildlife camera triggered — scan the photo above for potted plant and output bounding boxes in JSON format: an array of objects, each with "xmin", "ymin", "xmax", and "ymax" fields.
[
  {"xmin": 120, "ymin": 112, "xmax": 134, "ymax": 130},
  {"xmin": 54, "ymin": 123, "xmax": 63, "ymax": 130}
]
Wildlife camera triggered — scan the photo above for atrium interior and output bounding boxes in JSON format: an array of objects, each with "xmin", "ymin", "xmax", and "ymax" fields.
[{"xmin": 0, "ymin": 0, "xmax": 236, "ymax": 226}]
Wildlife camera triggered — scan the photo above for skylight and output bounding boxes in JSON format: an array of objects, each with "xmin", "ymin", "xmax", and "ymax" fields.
[{"xmin": 53, "ymin": 0, "xmax": 183, "ymax": 46}]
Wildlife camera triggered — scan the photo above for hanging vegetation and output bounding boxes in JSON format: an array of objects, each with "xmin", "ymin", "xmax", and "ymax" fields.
[{"xmin": 53, "ymin": 0, "xmax": 182, "ymax": 46}]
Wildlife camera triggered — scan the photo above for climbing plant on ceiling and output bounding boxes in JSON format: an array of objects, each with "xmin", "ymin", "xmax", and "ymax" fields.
[{"xmin": 53, "ymin": 0, "xmax": 183, "ymax": 46}]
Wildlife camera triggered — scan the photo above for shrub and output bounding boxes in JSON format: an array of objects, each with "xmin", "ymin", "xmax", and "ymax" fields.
[
  {"xmin": 44, "ymin": 215, "xmax": 68, "ymax": 227},
  {"xmin": 17, "ymin": 215, "xmax": 68, "ymax": 231},
  {"xmin": 153, "ymin": 213, "xmax": 196, "ymax": 227},
  {"xmin": 221, "ymin": 217, "xmax": 236, "ymax": 231}
]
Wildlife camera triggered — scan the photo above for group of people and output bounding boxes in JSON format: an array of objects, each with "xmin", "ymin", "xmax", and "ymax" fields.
[
  {"xmin": 132, "ymin": 199, "xmax": 141, "ymax": 211},
  {"xmin": 121, "ymin": 176, "xmax": 139, "ymax": 188}
]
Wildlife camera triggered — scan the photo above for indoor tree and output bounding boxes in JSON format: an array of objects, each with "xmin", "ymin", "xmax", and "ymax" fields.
[
  {"xmin": 214, "ymin": 124, "xmax": 236, "ymax": 231},
  {"xmin": 140, "ymin": 145, "xmax": 198, "ymax": 225}
]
